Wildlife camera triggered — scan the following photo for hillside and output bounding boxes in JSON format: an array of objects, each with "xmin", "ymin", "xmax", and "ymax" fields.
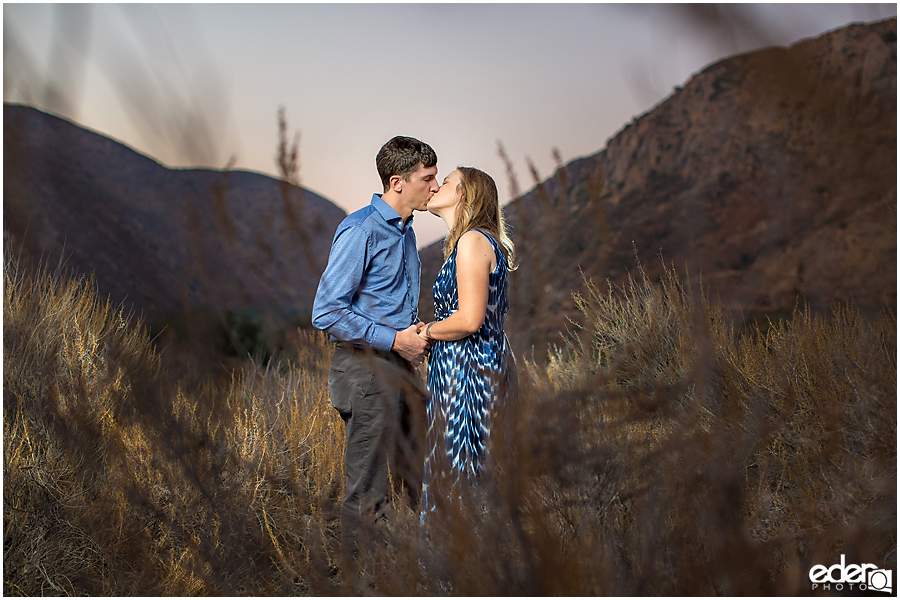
[
  {"xmin": 420, "ymin": 18, "xmax": 897, "ymax": 356},
  {"xmin": 4, "ymin": 104, "xmax": 346, "ymax": 330}
]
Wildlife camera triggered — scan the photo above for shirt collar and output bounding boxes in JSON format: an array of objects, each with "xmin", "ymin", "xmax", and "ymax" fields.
[{"xmin": 371, "ymin": 193, "xmax": 413, "ymax": 231}]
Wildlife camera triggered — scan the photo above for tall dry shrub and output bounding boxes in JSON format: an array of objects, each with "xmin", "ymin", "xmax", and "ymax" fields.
[
  {"xmin": 336, "ymin": 259, "xmax": 894, "ymax": 595},
  {"xmin": 489, "ymin": 260, "xmax": 896, "ymax": 594},
  {"xmin": 4, "ymin": 247, "xmax": 894, "ymax": 595},
  {"xmin": 3, "ymin": 254, "xmax": 347, "ymax": 595},
  {"xmin": 4, "ymin": 253, "xmax": 170, "ymax": 594}
]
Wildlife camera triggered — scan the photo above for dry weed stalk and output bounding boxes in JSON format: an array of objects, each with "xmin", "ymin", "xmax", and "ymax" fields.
[
  {"xmin": 276, "ymin": 106, "xmax": 320, "ymax": 277},
  {"xmin": 4, "ymin": 253, "xmax": 345, "ymax": 595},
  {"xmin": 4, "ymin": 243, "xmax": 894, "ymax": 595}
]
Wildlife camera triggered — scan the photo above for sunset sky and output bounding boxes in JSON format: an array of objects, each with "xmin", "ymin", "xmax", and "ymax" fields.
[{"xmin": 4, "ymin": 3, "xmax": 896, "ymax": 246}]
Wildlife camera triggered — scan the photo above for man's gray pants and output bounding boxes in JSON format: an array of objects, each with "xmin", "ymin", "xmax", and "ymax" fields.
[{"xmin": 328, "ymin": 343, "xmax": 426, "ymax": 557}]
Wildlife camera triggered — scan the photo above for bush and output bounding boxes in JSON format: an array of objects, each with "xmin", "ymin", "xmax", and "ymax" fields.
[
  {"xmin": 3, "ymin": 254, "xmax": 345, "ymax": 594},
  {"xmin": 3, "ymin": 253, "xmax": 894, "ymax": 594},
  {"xmin": 521, "ymin": 260, "xmax": 896, "ymax": 593}
]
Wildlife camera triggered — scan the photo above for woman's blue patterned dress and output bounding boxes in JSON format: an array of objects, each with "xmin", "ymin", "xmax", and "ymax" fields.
[{"xmin": 422, "ymin": 229, "xmax": 515, "ymax": 512}]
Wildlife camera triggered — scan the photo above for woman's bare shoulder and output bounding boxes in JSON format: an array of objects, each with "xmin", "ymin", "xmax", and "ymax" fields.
[
  {"xmin": 458, "ymin": 229, "xmax": 494, "ymax": 252},
  {"xmin": 456, "ymin": 229, "xmax": 495, "ymax": 268}
]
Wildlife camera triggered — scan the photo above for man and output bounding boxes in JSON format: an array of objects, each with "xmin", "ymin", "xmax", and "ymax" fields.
[{"xmin": 312, "ymin": 136, "xmax": 437, "ymax": 557}]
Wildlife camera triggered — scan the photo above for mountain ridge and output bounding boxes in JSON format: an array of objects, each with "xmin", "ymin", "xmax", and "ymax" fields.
[
  {"xmin": 4, "ymin": 103, "xmax": 346, "ymax": 329},
  {"xmin": 419, "ymin": 18, "xmax": 897, "ymax": 356},
  {"xmin": 3, "ymin": 18, "xmax": 895, "ymax": 364}
]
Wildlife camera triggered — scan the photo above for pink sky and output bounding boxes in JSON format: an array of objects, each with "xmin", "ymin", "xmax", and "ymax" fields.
[{"xmin": 4, "ymin": 3, "xmax": 895, "ymax": 246}]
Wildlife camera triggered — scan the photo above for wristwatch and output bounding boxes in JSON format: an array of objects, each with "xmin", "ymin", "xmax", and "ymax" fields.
[{"xmin": 425, "ymin": 321, "xmax": 436, "ymax": 339}]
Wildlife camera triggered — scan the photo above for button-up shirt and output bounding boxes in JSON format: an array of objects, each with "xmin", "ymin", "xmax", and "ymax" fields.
[{"xmin": 312, "ymin": 194, "xmax": 420, "ymax": 351}]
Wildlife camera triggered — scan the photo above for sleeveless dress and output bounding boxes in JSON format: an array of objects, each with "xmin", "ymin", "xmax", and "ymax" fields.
[{"xmin": 422, "ymin": 229, "xmax": 515, "ymax": 513}]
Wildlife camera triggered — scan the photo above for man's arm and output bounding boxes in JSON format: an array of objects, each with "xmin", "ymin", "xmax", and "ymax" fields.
[{"xmin": 312, "ymin": 225, "xmax": 397, "ymax": 351}]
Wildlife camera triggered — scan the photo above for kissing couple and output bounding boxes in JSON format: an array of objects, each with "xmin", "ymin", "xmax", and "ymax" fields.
[{"xmin": 312, "ymin": 135, "xmax": 516, "ymax": 557}]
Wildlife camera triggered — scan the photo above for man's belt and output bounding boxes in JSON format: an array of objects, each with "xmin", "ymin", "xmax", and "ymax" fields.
[{"xmin": 335, "ymin": 341, "xmax": 396, "ymax": 361}]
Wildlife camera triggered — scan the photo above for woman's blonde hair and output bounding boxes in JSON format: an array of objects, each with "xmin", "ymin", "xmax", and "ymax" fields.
[{"xmin": 443, "ymin": 166, "xmax": 516, "ymax": 270}]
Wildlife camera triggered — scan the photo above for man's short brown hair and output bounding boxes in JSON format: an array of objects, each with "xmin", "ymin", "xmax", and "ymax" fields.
[{"xmin": 376, "ymin": 136, "xmax": 437, "ymax": 191}]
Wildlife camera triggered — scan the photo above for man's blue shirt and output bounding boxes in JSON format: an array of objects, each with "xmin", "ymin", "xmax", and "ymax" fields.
[{"xmin": 312, "ymin": 194, "xmax": 420, "ymax": 351}]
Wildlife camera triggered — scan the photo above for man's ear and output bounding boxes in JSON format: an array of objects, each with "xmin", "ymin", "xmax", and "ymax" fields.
[{"xmin": 389, "ymin": 174, "xmax": 404, "ymax": 194}]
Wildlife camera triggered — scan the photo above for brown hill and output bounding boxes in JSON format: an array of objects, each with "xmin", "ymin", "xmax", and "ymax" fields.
[
  {"xmin": 4, "ymin": 104, "xmax": 346, "ymax": 333},
  {"xmin": 420, "ymin": 18, "xmax": 897, "ymax": 357}
]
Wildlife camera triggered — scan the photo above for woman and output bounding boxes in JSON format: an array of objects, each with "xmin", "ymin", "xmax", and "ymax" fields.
[{"xmin": 418, "ymin": 166, "xmax": 516, "ymax": 513}]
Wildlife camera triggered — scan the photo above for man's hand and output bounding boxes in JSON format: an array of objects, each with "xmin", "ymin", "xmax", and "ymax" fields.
[{"xmin": 392, "ymin": 323, "xmax": 428, "ymax": 365}]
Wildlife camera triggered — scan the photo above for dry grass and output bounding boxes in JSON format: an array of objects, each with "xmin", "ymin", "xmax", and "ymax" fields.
[
  {"xmin": 524, "ymin": 259, "xmax": 896, "ymax": 594},
  {"xmin": 4, "ymin": 254, "xmax": 345, "ymax": 595},
  {"xmin": 4, "ymin": 247, "xmax": 895, "ymax": 595}
]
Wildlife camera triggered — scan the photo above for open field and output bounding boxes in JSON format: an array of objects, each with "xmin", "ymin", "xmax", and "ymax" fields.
[{"xmin": 4, "ymin": 251, "xmax": 894, "ymax": 595}]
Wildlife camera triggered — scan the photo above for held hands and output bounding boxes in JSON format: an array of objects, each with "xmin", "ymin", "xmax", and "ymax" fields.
[
  {"xmin": 416, "ymin": 321, "xmax": 434, "ymax": 350},
  {"xmin": 393, "ymin": 322, "xmax": 429, "ymax": 366}
]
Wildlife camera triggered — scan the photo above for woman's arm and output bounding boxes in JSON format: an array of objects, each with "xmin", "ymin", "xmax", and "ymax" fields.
[{"xmin": 422, "ymin": 230, "xmax": 496, "ymax": 342}]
